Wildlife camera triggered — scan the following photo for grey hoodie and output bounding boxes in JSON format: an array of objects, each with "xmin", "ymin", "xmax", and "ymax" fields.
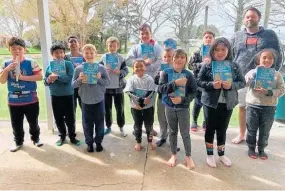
[{"xmin": 232, "ymin": 27, "xmax": 284, "ymax": 75}]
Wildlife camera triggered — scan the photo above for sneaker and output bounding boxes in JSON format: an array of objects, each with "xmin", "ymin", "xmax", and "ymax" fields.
[
  {"xmin": 87, "ymin": 144, "xmax": 94, "ymax": 152},
  {"xmin": 248, "ymin": 149, "xmax": 257, "ymax": 159},
  {"xmin": 10, "ymin": 144, "xmax": 23, "ymax": 152},
  {"xmin": 259, "ymin": 151, "xmax": 268, "ymax": 160},
  {"xmin": 202, "ymin": 121, "xmax": 206, "ymax": 131},
  {"xmin": 34, "ymin": 140, "xmax": 44, "ymax": 147},
  {"xmin": 104, "ymin": 128, "xmax": 112, "ymax": 135},
  {"xmin": 206, "ymin": 155, "xmax": 217, "ymax": 168},
  {"xmin": 96, "ymin": 143, "xmax": 103, "ymax": 152},
  {"xmin": 190, "ymin": 122, "xmax": 198, "ymax": 132},
  {"xmin": 156, "ymin": 139, "xmax": 166, "ymax": 147},
  {"xmin": 56, "ymin": 139, "xmax": 65, "ymax": 146},
  {"xmin": 70, "ymin": 138, "xmax": 81, "ymax": 146},
  {"xmin": 120, "ymin": 127, "xmax": 127, "ymax": 137}
]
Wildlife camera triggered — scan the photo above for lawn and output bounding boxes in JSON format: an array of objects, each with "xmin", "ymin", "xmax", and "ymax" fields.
[{"xmin": 0, "ymin": 56, "xmax": 239, "ymax": 127}]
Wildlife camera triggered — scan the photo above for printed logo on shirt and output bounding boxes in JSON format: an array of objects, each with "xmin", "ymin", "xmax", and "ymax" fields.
[{"xmin": 246, "ymin": 37, "xmax": 259, "ymax": 45}]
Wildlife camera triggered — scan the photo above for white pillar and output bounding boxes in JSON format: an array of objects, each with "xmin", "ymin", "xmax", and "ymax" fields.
[
  {"xmin": 37, "ymin": 0, "xmax": 54, "ymax": 131},
  {"xmin": 263, "ymin": 0, "xmax": 271, "ymax": 29}
]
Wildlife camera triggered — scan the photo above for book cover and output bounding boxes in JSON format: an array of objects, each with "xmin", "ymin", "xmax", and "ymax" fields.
[
  {"xmin": 168, "ymin": 71, "xmax": 186, "ymax": 97},
  {"xmin": 70, "ymin": 57, "xmax": 84, "ymax": 67},
  {"xmin": 160, "ymin": 63, "xmax": 172, "ymax": 71},
  {"xmin": 163, "ymin": 38, "xmax": 177, "ymax": 50},
  {"xmin": 255, "ymin": 66, "xmax": 275, "ymax": 90},
  {"xmin": 83, "ymin": 62, "xmax": 99, "ymax": 84},
  {"xmin": 134, "ymin": 88, "xmax": 148, "ymax": 97},
  {"xmin": 141, "ymin": 44, "xmax": 155, "ymax": 60},
  {"xmin": 50, "ymin": 60, "xmax": 66, "ymax": 76},
  {"xmin": 105, "ymin": 53, "xmax": 119, "ymax": 70},
  {"xmin": 212, "ymin": 61, "xmax": 233, "ymax": 82},
  {"xmin": 201, "ymin": 45, "xmax": 210, "ymax": 58}
]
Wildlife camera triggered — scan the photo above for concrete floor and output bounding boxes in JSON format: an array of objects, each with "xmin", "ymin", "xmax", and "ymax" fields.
[{"xmin": 0, "ymin": 121, "xmax": 284, "ymax": 190}]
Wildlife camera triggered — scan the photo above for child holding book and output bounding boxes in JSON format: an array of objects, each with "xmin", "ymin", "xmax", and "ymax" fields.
[
  {"xmin": 65, "ymin": 35, "xmax": 85, "ymax": 113},
  {"xmin": 158, "ymin": 49, "xmax": 197, "ymax": 170},
  {"xmin": 44, "ymin": 43, "xmax": 80, "ymax": 146},
  {"xmin": 197, "ymin": 37, "xmax": 245, "ymax": 168},
  {"xmin": 188, "ymin": 31, "xmax": 215, "ymax": 132},
  {"xmin": 155, "ymin": 47, "xmax": 175, "ymax": 147},
  {"xmin": 124, "ymin": 59, "xmax": 156, "ymax": 151},
  {"xmin": 0, "ymin": 37, "xmax": 44, "ymax": 152},
  {"xmin": 72, "ymin": 44, "xmax": 111, "ymax": 152},
  {"xmin": 100, "ymin": 37, "xmax": 129, "ymax": 137},
  {"xmin": 245, "ymin": 49, "xmax": 285, "ymax": 160}
]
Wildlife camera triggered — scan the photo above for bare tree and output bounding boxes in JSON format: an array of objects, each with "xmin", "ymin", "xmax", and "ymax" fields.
[
  {"xmin": 215, "ymin": 0, "xmax": 262, "ymax": 32},
  {"xmin": 168, "ymin": 0, "xmax": 207, "ymax": 48},
  {"xmin": 270, "ymin": 0, "xmax": 285, "ymax": 27}
]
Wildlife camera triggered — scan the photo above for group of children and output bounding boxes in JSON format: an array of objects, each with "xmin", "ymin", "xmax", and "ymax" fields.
[{"xmin": 0, "ymin": 23, "xmax": 284, "ymax": 170}]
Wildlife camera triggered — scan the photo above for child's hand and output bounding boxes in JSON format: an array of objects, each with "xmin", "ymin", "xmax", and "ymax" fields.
[
  {"xmin": 175, "ymin": 78, "xmax": 187, "ymax": 86},
  {"xmin": 113, "ymin": 68, "xmax": 120, "ymax": 74},
  {"xmin": 254, "ymin": 88, "xmax": 268, "ymax": 95},
  {"xmin": 78, "ymin": 72, "xmax": 85, "ymax": 81},
  {"xmin": 5, "ymin": 61, "xmax": 17, "ymax": 72},
  {"xmin": 170, "ymin": 96, "xmax": 182, "ymax": 104},
  {"xmin": 96, "ymin": 72, "xmax": 101, "ymax": 79},
  {"xmin": 203, "ymin": 56, "xmax": 211, "ymax": 64},
  {"xmin": 17, "ymin": 73, "xmax": 23, "ymax": 81},
  {"xmin": 47, "ymin": 76, "xmax": 53, "ymax": 84},
  {"xmin": 145, "ymin": 58, "xmax": 152, "ymax": 65},
  {"xmin": 144, "ymin": 97, "xmax": 151, "ymax": 105},
  {"xmin": 49, "ymin": 73, "xmax": 58, "ymax": 81},
  {"xmin": 222, "ymin": 81, "xmax": 232, "ymax": 90},
  {"xmin": 213, "ymin": 81, "xmax": 222, "ymax": 89},
  {"xmin": 134, "ymin": 104, "xmax": 142, "ymax": 110},
  {"xmin": 107, "ymin": 68, "xmax": 112, "ymax": 73}
]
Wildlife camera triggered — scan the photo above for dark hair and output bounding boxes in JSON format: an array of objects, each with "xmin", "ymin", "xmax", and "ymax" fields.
[
  {"xmin": 50, "ymin": 43, "xmax": 66, "ymax": 54},
  {"xmin": 209, "ymin": 37, "xmax": 232, "ymax": 61},
  {"xmin": 133, "ymin": 59, "xmax": 146, "ymax": 66},
  {"xmin": 8, "ymin": 37, "xmax": 26, "ymax": 48},
  {"xmin": 203, "ymin": 30, "xmax": 215, "ymax": 38},
  {"xmin": 139, "ymin": 23, "xmax": 152, "ymax": 33},
  {"xmin": 243, "ymin": 7, "xmax": 262, "ymax": 18},
  {"xmin": 255, "ymin": 48, "xmax": 276, "ymax": 66},
  {"xmin": 67, "ymin": 35, "xmax": 79, "ymax": 42},
  {"xmin": 173, "ymin": 49, "xmax": 188, "ymax": 63}
]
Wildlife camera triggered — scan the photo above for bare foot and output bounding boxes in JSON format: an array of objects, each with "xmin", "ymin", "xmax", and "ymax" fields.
[
  {"xmin": 167, "ymin": 155, "xmax": 176, "ymax": 167},
  {"xmin": 134, "ymin": 143, "xmax": 142, "ymax": 151},
  {"xmin": 149, "ymin": 143, "xmax": 156, "ymax": 150},
  {"xmin": 231, "ymin": 135, "xmax": 245, "ymax": 144},
  {"xmin": 186, "ymin": 156, "xmax": 195, "ymax": 170}
]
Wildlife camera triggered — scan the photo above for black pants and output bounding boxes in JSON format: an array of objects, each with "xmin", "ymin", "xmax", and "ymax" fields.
[
  {"xmin": 73, "ymin": 88, "xmax": 82, "ymax": 114},
  {"xmin": 104, "ymin": 92, "xmax": 125, "ymax": 128},
  {"xmin": 192, "ymin": 90, "xmax": 205, "ymax": 123},
  {"xmin": 203, "ymin": 103, "xmax": 233, "ymax": 156},
  {"xmin": 51, "ymin": 95, "xmax": 76, "ymax": 140},
  {"xmin": 9, "ymin": 102, "xmax": 41, "ymax": 145},
  {"xmin": 246, "ymin": 106, "xmax": 275, "ymax": 151},
  {"xmin": 82, "ymin": 101, "xmax": 105, "ymax": 145},
  {"xmin": 131, "ymin": 107, "xmax": 154, "ymax": 143}
]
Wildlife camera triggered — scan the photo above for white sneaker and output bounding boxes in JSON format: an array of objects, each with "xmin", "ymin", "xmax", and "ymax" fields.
[
  {"xmin": 10, "ymin": 144, "xmax": 23, "ymax": 152},
  {"xmin": 219, "ymin": 156, "xmax": 232, "ymax": 167},
  {"xmin": 120, "ymin": 128, "xmax": 127, "ymax": 137},
  {"xmin": 34, "ymin": 140, "xmax": 44, "ymax": 147},
  {"xmin": 206, "ymin": 155, "xmax": 217, "ymax": 168}
]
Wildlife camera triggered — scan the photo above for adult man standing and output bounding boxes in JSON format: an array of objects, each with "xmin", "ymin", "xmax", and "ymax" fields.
[{"xmin": 231, "ymin": 7, "xmax": 283, "ymax": 144}]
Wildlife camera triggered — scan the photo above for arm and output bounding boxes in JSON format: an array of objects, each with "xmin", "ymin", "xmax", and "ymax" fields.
[
  {"xmin": 272, "ymin": 72, "xmax": 285, "ymax": 97},
  {"xmin": 158, "ymin": 71, "xmax": 176, "ymax": 94},
  {"xmin": 231, "ymin": 63, "xmax": 246, "ymax": 90},
  {"xmin": 270, "ymin": 31, "xmax": 283, "ymax": 71},
  {"xmin": 125, "ymin": 45, "xmax": 137, "ymax": 67},
  {"xmin": 154, "ymin": 71, "xmax": 160, "ymax": 85},
  {"xmin": 188, "ymin": 48, "xmax": 202, "ymax": 70},
  {"xmin": 56, "ymin": 61, "xmax": 74, "ymax": 84},
  {"xmin": 119, "ymin": 60, "xmax": 129, "ymax": 78},
  {"xmin": 43, "ymin": 66, "xmax": 51, "ymax": 86},
  {"xmin": 20, "ymin": 60, "xmax": 43, "ymax": 82},
  {"xmin": 72, "ymin": 67, "xmax": 82, "ymax": 88},
  {"xmin": 197, "ymin": 64, "xmax": 215, "ymax": 90},
  {"xmin": 181, "ymin": 73, "xmax": 197, "ymax": 104},
  {"xmin": 97, "ymin": 67, "xmax": 111, "ymax": 87},
  {"xmin": 0, "ymin": 64, "xmax": 8, "ymax": 84},
  {"xmin": 146, "ymin": 45, "xmax": 162, "ymax": 72},
  {"xmin": 245, "ymin": 69, "xmax": 256, "ymax": 88}
]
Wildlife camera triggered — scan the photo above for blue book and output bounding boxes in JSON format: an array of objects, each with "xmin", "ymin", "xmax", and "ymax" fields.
[
  {"xmin": 255, "ymin": 66, "xmax": 275, "ymax": 90},
  {"xmin": 70, "ymin": 57, "xmax": 84, "ymax": 67},
  {"xmin": 134, "ymin": 88, "xmax": 148, "ymax": 97},
  {"xmin": 160, "ymin": 63, "xmax": 172, "ymax": 71},
  {"xmin": 50, "ymin": 60, "xmax": 66, "ymax": 76},
  {"xmin": 163, "ymin": 38, "xmax": 177, "ymax": 50},
  {"xmin": 105, "ymin": 54, "xmax": 119, "ymax": 70},
  {"xmin": 168, "ymin": 70, "xmax": 186, "ymax": 97},
  {"xmin": 201, "ymin": 45, "xmax": 210, "ymax": 58},
  {"xmin": 83, "ymin": 62, "xmax": 99, "ymax": 84},
  {"xmin": 212, "ymin": 61, "xmax": 232, "ymax": 82},
  {"xmin": 141, "ymin": 44, "xmax": 154, "ymax": 60}
]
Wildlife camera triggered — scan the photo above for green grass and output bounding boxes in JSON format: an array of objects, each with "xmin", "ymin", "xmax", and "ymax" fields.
[
  {"xmin": 0, "ymin": 56, "xmax": 239, "ymax": 127},
  {"xmin": 0, "ymin": 48, "xmax": 41, "ymax": 55}
]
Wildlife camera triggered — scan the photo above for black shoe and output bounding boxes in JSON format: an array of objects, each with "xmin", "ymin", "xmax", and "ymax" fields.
[
  {"xmin": 96, "ymin": 143, "xmax": 103, "ymax": 152},
  {"xmin": 248, "ymin": 148, "xmax": 257, "ymax": 159},
  {"xmin": 87, "ymin": 144, "xmax": 94, "ymax": 152},
  {"xmin": 156, "ymin": 139, "xmax": 166, "ymax": 147},
  {"xmin": 70, "ymin": 138, "xmax": 81, "ymax": 146}
]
